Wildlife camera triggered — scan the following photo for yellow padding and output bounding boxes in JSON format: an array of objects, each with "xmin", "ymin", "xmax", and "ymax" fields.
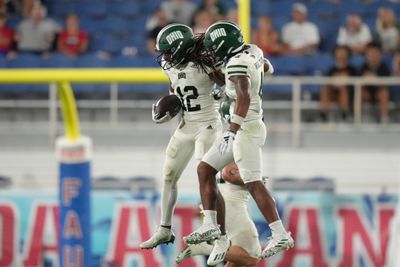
[
  {"xmin": 238, "ymin": 0, "xmax": 250, "ymax": 43},
  {"xmin": 57, "ymin": 82, "xmax": 80, "ymax": 141},
  {"xmin": 0, "ymin": 68, "xmax": 168, "ymax": 83}
]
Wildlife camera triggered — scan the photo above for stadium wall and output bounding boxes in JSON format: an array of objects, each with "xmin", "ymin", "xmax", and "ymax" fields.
[
  {"xmin": 0, "ymin": 148, "xmax": 398, "ymax": 194},
  {"xmin": 0, "ymin": 190, "xmax": 397, "ymax": 267}
]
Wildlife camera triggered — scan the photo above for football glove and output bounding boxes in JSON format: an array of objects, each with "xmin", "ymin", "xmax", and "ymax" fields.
[
  {"xmin": 152, "ymin": 104, "xmax": 172, "ymax": 124},
  {"xmin": 211, "ymin": 84, "xmax": 225, "ymax": 100},
  {"xmin": 219, "ymin": 130, "xmax": 236, "ymax": 155},
  {"xmin": 219, "ymin": 100, "xmax": 231, "ymax": 123}
]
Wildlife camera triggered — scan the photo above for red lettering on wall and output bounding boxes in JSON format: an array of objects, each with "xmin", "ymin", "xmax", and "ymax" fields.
[
  {"xmin": 379, "ymin": 207, "xmax": 395, "ymax": 262},
  {"xmin": 338, "ymin": 207, "xmax": 393, "ymax": 267},
  {"xmin": 106, "ymin": 203, "xmax": 160, "ymax": 267},
  {"xmin": 63, "ymin": 210, "xmax": 83, "ymax": 239},
  {"xmin": 63, "ymin": 245, "xmax": 83, "ymax": 267},
  {"xmin": 0, "ymin": 204, "xmax": 16, "ymax": 266},
  {"xmin": 174, "ymin": 205, "xmax": 200, "ymax": 267},
  {"xmin": 276, "ymin": 207, "xmax": 329, "ymax": 267},
  {"xmin": 63, "ymin": 178, "xmax": 81, "ymax": 206},
  {"xmin": 23, "ymin": 204, "xmax": 59, "ymax": 267}
]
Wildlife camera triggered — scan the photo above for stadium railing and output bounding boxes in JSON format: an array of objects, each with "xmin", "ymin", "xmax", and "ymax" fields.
[{"xmin": 0, "ymin": 74, "xmax": 399, "ymax": 147}]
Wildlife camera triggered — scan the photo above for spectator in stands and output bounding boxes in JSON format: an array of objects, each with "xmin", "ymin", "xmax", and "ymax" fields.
[
  {"xmin": 0, "ymin": 0, "xmax": 7, "ymax": 13},
  {"xmin": 197, "ymin": 0, "xmax": 226, "ymax": 20},
  {"xmin": 320, "ymin": 45, "xmax": 357, "ymax": 122},
  {"xmin": 281, "ymin": 3, "xmax": 320, "ymax": 55},
  {"xmin": 192, "ymin": 9, "xmax": 214, "ymax": 34},
  {"xmin": 15, "ymin": 2, "xmax": 60, "ymax": 55},
  {"xmin": 252, "ymin": 15, "xmax": 287, "ymax": 56},
  {"xmin": 337, "ymin": 14, "xmax": 372, "ymax": 54},
  {"xmin": 360, "ymin": 42, "xmax": 391, "ymax": 123},
  {"xmin": 376, "ymin": 7, "xmax": 399, "ymax": 54},
  {"xmin": 0, "ymin": 0, "xmax": 32, "ymax": 16},
  {"xmin": 146, "ymin": 8, "xmax": 170, "ymax": 55},
  {"xmin": 57, "ymin": 14, "xmax": 88, "ymax": 58},
  {"xmin": 0, "ymin": 12, "xmax": 14, "ymax": 55},
  {"xmin": 161, "ymin": 0, "xmax": 196, "ymax": 26}
]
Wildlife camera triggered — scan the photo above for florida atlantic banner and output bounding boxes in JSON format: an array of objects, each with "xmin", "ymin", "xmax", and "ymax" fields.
[{"xmin": 0, "ymin": 190, "xmax": 397, "ymax": 267}]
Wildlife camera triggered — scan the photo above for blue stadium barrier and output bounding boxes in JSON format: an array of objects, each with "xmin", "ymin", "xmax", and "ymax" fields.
[
  {"xmin": 269, "ymin": 55, "xmax": 307, "ymax": 75},
  {"xmin": 349, "ymin": 54, "xmax": 365, "ymax": 69},
  {"xmin": 41, "ymin": 53, "xmax": 76, "ymax": 68},
  {"xmin": 74, "ymin": 54, "xmax": 109, "ymax": 68},
  {"xmin": 0, "ymin": 57, "xmax": 6, "ymax": 68},
  {"xmin": 6, "ymin": 54, "xmax": 41, "ymax": 68},
  {"xmin": 306, "ymin": 53, "xmax": 335, "ymax": 76},
  {"xmin": 93, "ymin": 35, "xmax": 125, "ymax": 55}
]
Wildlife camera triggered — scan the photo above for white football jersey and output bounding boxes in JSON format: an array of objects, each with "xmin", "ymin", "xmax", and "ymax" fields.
[
  {"xmin": 163, "ymin": 62, "xmax": 219, "ymax": 122},
  {"xmin": 224, "ymin": 44, "xmax": 265, "ymax": 121}
]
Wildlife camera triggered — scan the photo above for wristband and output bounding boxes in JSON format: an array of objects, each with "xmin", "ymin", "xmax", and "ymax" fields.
[{"xmin": 230, "ymin": 114, "xmax": 244, "ymax": 126}]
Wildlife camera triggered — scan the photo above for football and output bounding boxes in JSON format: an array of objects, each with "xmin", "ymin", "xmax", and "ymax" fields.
[{"xmin": 154, "ymin": 94, "xmax": 182, "ymax": 119}]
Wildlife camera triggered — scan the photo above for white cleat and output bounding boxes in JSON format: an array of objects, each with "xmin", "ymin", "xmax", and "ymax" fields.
[
  {"xmin": 207, "ymin": 235, "xmax": 231, "ymax": 266},
  {"xmin": 183, "ymin": 223, "xmax": 221, "ymax": 244},
  {"xmin": 175, "ymin": 242, "xmax": 213, "ymax": 263},
  {"xmin": 139, "ymin": 227, "xmax": 175, "ymax": 249},
  {"xmin": 261, "ymin": 232, "xmax": 294, "ymax": 258}
]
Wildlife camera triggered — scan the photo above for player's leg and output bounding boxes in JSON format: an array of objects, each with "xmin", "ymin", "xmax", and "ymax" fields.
[
  {"xmin": 319, "ymin": 85, "xmax": 331, "ymax": 121},
  {"xmin": 377, "ymin": 86, "xmax": 389, "ymax": 122},
  {"xmin": 183, "ymin": 140, "xmax": 233, "ymax": 265},
  {"xmin": 193, "ymin": 121, "xmax": 226, "ymax": 236},
  {"xmin": 140, "ymin": 132, "xmax": 194, "ymax": 249},
  {"xmin": 234, "ymin": 120, "xmax": 293, "ymax": 258},
  {"xmin": 178, "ymin": 191, "xmax": 260, "ymax": 266}
]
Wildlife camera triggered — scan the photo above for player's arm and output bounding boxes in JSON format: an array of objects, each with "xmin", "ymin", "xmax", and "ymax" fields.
[
  {"xmin": 264, "ymin": 57, "xmax": 274, "ymax": 75},
  {"xmin": 208, "ymin": 70, "xmax": 225, "ymax": 86},
  {"xmin": 229, "ymin": 75, "xmax": 250, "ymax": 133}
]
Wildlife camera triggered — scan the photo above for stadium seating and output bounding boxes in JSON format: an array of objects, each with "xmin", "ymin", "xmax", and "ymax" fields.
[
  {"xmin": 41, "ymin": 53, "xmax": 76, "ymax": 68},
  {"xmin": 0, "ymin": 0, "xmax": 398, "ymax": 88},
  {"xmin": 6, "ymin": 54, "xmax": 41, "ymax": 68}
]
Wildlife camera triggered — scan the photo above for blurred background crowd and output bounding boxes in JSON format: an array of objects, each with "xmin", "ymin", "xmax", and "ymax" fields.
[{"xmin": 0, "ymin": 0, "xmax": 400, "ymax": 123}]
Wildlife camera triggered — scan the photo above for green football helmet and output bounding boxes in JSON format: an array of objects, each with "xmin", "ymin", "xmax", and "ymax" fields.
[
  {"xmin": 156, "ymin": 23, "xmax": 194, "ymax": 69},
  {"xmin": 204, "ymin": 21, "xmax": 245, "ymax": 66}
]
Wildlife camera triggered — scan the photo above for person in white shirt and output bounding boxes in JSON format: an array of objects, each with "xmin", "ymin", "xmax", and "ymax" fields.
[
  {"xmin": 281, "ymin": 3, "xmax": 319, "ymax": 55},
  {"xmin": 376, "ymin": 7, "xmax": 399, "ymax": 54},
  {"xmin": 161, "ymin": 0, "xmax": 197, "ymax": 26},
  {"xmin": 337, "ymin": 14, "xmax": 372, "ymax": 54}
]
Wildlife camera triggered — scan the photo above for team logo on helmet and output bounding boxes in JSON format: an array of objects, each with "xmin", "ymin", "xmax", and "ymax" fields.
[
  {"xmin": 210, "ymin": 28, "xmax": 227, "ymax": 42},
  {"xmin": 166, "ymin": 31, "xmax": 184, "ymax": 45}
]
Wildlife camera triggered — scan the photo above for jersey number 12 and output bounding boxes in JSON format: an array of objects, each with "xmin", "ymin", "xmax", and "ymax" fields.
[{"xmin": 176, "ymin": 86, "xmax": 201, "ymax": 112}]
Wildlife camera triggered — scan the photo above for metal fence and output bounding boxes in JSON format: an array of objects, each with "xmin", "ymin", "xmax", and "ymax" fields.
[{"xmin": 0, "ymin": 76, "xmax": 399, "ymax": 147}]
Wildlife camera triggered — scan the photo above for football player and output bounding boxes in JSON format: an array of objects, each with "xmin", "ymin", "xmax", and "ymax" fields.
[
  {"xmin": 183, "ymin": 21, "xmax": 294, "ymax": 263},
  {"xmin": 139, "ymin": 23, "xmax": 227, "ymax": 251},
  {"xmin": 176, "ymin": 162, "xmax": 261, "ymax": 267}
]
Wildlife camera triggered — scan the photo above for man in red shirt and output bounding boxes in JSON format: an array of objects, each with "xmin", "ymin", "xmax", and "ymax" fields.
[
  {"xmin": 0, "ymin": 12, "xmax": 14, "ymax": 55},
  {"xmin": 57, "ymin": 13, "xmax": 88, "ymax": 57}
]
